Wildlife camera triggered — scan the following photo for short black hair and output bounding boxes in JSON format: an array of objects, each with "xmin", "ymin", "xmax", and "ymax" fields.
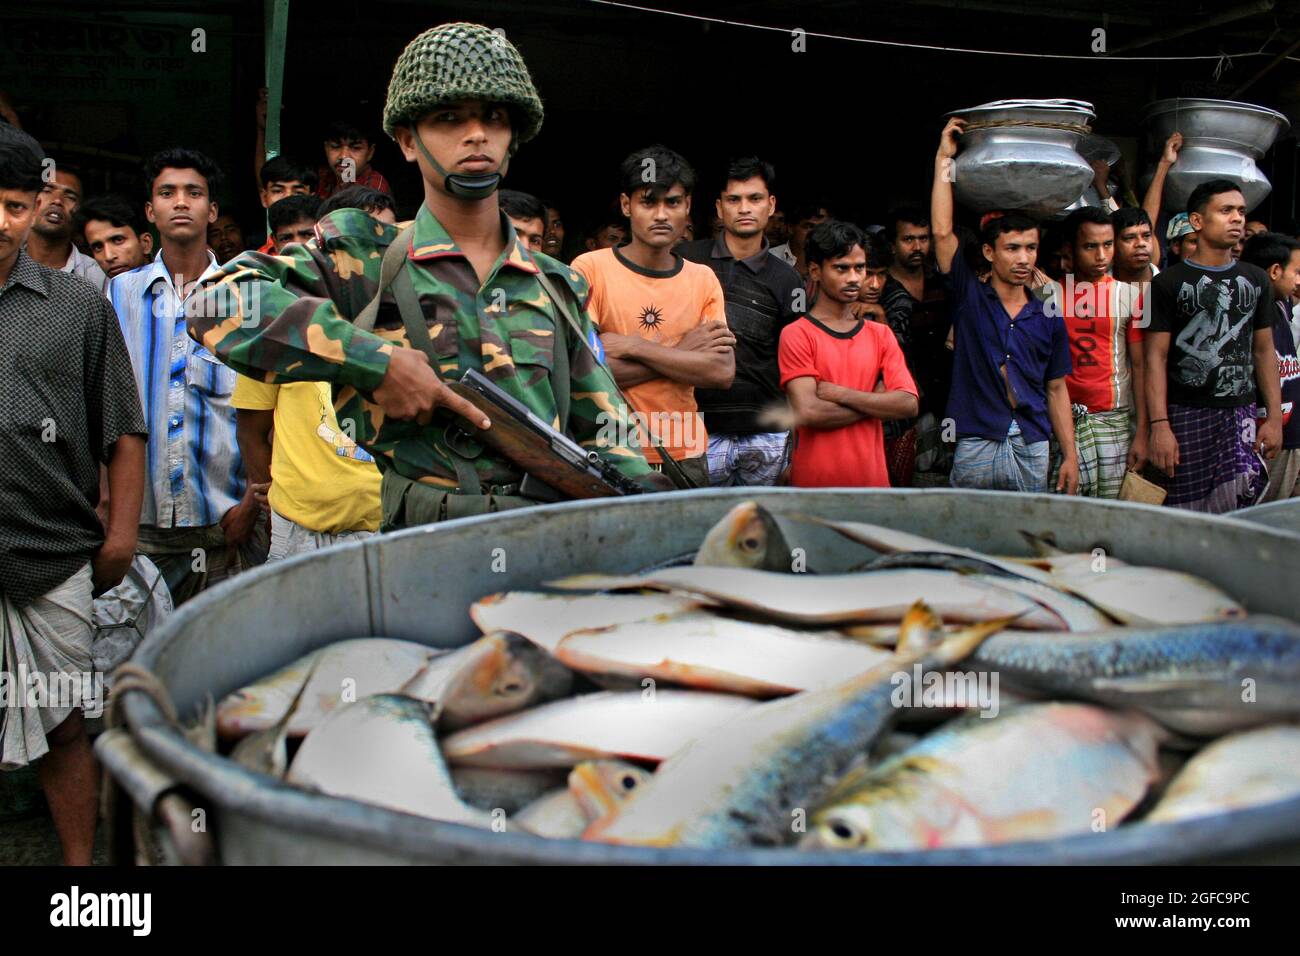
[
  {"xmin": 980, "ymin": 211, "xmax": 1040, "ymax": 249},
  {"xmin": 499, "ymin": 189, "xmax": 547, "ymax": 224},
  {"xmin": 1110, "ymin": 206, "xmax": 1152, "ymax": 235},
  {"xmin": 0, "ymin": 142, "xmax": 43, "ymax": 192},
  {"xmin": 1062, "ymin": 206, "xmax": 1114, "ymax": 248},
  {"xmin": 619, "ymin": 144, "xmax": 695, "ymax": 200},
  {"xmin": 789, "ymin": 201, "xmax": 832, "ymax": 225},
  {"xmin": 588, "ymin": 217, "xmax": 625, "ymax": 240},
  {"xmin": 323, "ymin": 119, "xmax": 372, "ymax": 144},
  {"xmin": 886, "ymin": 204, "xmax": 930, "ymax": 241},
  {"xmin": 260, "ymin": 155, "xmax": 319, "ymax": 191},
  {"xmin": 318, "ymin": 185, "xmax": 394, "ymax": 218},
  {"xmin": 721, "ymin": 156, "xmax": 775, "ymax": 195},
  {"xmin": 75, "ymin": 193, "xmax": 148, "ymax": 240},
  {"xmin": 267, "ymin": 193, "xmax": 322, "ymax": 233},
  {"xmin": 143, "ymin": 147, "xmax": 224, "ymax": 202},
  {"xmin": 864, "ymin": 230, "xmax": 893, "ymax": 269},
  {"xmin": 806, "ymin": 219, "xmax": 867, "ymax": 266},
  {"xmin": 1187, "ymin": 178, "xmax": 1244, "ymax": 216},
  {"xmin": 1240, "ymin": 231, "xmax": 1300, "ymax": 272}
]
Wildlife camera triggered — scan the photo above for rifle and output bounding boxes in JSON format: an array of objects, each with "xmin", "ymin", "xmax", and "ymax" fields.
[{"xmin": 447, "ymin": 369, "xmax": 643, "ymax": 500}]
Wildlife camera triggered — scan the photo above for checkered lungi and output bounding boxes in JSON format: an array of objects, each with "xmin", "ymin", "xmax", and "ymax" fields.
[
  {"xmin": 1157, "ymin": 403, "xmax": 1266, "ymax": 514},
  {"xmin": 1051, "ymin": 405, "xmax": 1133, "ymax": 499},
  {"xmin": 949, "ymin": 421, "xmax": 1050, "ymax": 492},
  {"xmin": 705, "ymin": 432, "xmax": 790, "ymax": 487}
]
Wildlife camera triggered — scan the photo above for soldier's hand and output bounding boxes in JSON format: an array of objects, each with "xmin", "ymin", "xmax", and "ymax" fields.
[{"xmin": 374, "ymin": 347, "xmax": 490, "ymax": 429}]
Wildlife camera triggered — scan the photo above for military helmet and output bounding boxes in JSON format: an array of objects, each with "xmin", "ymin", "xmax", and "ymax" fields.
[{"xmin": 382, "ymin": 22, "xmax": 544, "ymax": 145}]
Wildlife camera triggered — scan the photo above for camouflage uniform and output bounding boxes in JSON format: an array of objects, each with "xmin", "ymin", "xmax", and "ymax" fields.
[{"xmin": 186, "ymin": 205, "xmax": 656, "ymax": 526}]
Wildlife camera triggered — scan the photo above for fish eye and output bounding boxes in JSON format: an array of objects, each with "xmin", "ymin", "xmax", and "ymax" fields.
[
  {"xmin": 621, "ymin": 774, "xmax": 638, "ymax": 790},
  {"xmin": 499, "ymin": 680, "xmax": 526, "ymax": 695},
  {"xmin": 823, "ymin": 817, "xmax": 867, "ymax": 847},
  {"xmin": 741, "ymin": 536, "xmax": 762, "ymax": 552}
]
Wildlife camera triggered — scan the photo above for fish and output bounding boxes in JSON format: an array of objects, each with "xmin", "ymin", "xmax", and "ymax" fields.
[
  {"xmin": 694, "ymin": 501, "xmax": 794, "ymax": 572},
  {"xmin": 286, "ymin": 694, "xmax": 492, "ymax": 827},
  {"xmin": 1146, "ymin": 724, "xmax": 1300, "ymax": 824},
  {"xmin": 441, "ymin": 690, "xmax": 757, "ymax": 769},
  {"xmin": 584, "ymin": 608, "xmax": 1016, "ymax": 848},
  {"xmin": 551, "ymin": 612, "xmax": 891, "ymax": 697},
  {"xmin": 546, "ymin": 567, "xmax": 1062, "ymax": 629},
  {"xmin": 514, "ymin": 759, "xmax": 652, "ymax": 839},
  {"xmin": 802, "ymin": 703, "xmax": 1165, "ymax": 851},
  {"xmin": 401, "ymin": 631, "xmax": 574, "ymax": 730},
  {"xmin": 968, "ymin": 616, "xmax": 1300, "ymax": 735},
  {"xmin": 470, "ymin": 591, "xmax": 707, "ymax": 655},
  {"xmin": 807, "ymin": 517, "xmax": 1244, "ymax": 626},
  {"xmin": 216, "ymin": 638, "xmax": 440, "ymax": 739},
  {"xmin": 450, "ymin": 767, "xmax": 569, "ymax": 814},
  {"xmin": 230, "ymin": 660, "xmax": 318, "ymax": 777}
]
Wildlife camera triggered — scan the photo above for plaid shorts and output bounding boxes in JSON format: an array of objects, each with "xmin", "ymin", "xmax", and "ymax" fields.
[{"xmin": 705, "ymin": 432, "xmax": 790, "ymax": 487}]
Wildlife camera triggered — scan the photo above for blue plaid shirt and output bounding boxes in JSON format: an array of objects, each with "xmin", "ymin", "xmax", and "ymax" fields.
[{"xmin": 109, "ymin": 252, "xmax": 245, "ymax": 528}]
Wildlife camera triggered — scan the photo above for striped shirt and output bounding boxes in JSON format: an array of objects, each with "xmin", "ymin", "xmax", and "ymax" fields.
[{"xmin": 109, "ymin": 251, "xmax": 245, "ymax": 528}]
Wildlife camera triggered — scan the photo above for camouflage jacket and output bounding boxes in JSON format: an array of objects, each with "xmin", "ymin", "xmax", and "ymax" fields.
[{"xmin": 186, "ymin": 205, "xmax": 654, "ymax": 489}]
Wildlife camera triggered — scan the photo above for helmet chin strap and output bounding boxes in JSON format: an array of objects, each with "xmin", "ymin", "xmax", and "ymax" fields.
[{"xmin": 412, "ymin": 129, "xmax": 510, "ymax": 200}]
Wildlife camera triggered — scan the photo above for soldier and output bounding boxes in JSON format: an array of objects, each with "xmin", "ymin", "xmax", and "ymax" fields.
[{"xmin": 188, "ymin": 22, "xmax": 667, "ymax": 528}]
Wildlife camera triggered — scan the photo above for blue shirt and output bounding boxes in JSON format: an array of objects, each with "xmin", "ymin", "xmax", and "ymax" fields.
[
  {"xmin": 941, "ymin": 251, "xmax": 1071, "ymax": 444},
  {"xmin": 109, "ymin": 252, "xmax": 245, "ymax": 528}
]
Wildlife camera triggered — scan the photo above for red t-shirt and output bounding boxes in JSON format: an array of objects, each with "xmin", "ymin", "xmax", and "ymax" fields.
[
  {"xmin": 778, "ymin": 315, "xmax": 917, "ymax": 487},
  {"xmin": 1047, "ymin": 275, "xmax": 1144, "ymax": 412}
]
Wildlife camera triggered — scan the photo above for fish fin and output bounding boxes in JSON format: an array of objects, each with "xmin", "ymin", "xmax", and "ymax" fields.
[
  {"xmin": 790, "ymin": 514, "xmax": 900, "ymax": 553},
  {"xmin": 896, "ymin": 601, "xmax": 945, "ymax": 654},
  {"xmin": 1018, "ymin": 531, "xmax": 1065, "ymax": 556}
]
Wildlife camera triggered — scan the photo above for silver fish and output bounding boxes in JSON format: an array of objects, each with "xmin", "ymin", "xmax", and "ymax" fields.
[
  {"xmin": 552, "ymin": 612, "xmax": 891, "ymax": 697},
  {"xmin": 1146, "ymin": 724, "xmax": 1300, "ymax": 823},
  {"xmin": 514, "ymin": 759, "xmax": 652, "ymax": 839},
  {"xmin": 470, "ymin": 591, "xmax": 707, "ymax": 654},
  {"xmin": 969, "ymin": 616, "xmax": 1300, "ymax": 735},
  {"xmin": 803, "ymin": 703, "xmax": 1165, "ymax": 851},
  {"xmin": 694, "ymin": 501, "xmax": 794, "ymax": 572},
  {"xmin": 808, "ymin": 517, "xmax": 1243, "ymax": 625},
  {"xmin": 441, "ymin": 689, "xmax": 757, "ymax": 769},
  {"xmin": 585, "ymin": 605, "xmax": 1016, "ymax": 847},
  {"xmin": 286, "ymin": 694, "xmax": 491, "ymax": 827},
  {"xmin": 402, "ymin": 631, "xmax": 574, "ymax": 730},
  {"xmin": 547, "ymin": 567, "xmax": 1062, "ymax": 629},
  {"xmin": 230, "ymin": 660, "xmax": 318, "ymax": 777}
]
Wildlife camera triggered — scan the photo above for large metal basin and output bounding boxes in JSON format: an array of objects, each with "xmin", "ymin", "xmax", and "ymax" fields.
[
  {"xmin": 114, "ymin": 489, "xmax": 1300, "ymax": 864},
  {"xmin": 949, "ymin": 99, "xmax": 1096, "ymax": 217},
  {"xmin": 1229, "ymin": 498, "xmax": 1300, "ymax": 536},
  {"xmin": 1143, "ymin": 98, "xmax": 1290, "ymax": 213}
]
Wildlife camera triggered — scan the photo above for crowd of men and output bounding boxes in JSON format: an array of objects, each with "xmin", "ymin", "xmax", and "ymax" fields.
[{"xmin": 0, "ymin": 20, "xmax": 1297, "ymax": 863}]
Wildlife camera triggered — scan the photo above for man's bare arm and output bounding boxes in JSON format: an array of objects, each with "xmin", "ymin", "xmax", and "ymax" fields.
[
  {"xmin": 817, "ymin": 381, "xmax": 918, "ymax": 420},
  {"xmin": 786, "ymin": 377, "xmax": 865, "ymax": 430}
]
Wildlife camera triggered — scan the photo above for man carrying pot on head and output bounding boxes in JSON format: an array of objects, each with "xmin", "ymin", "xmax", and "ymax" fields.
[{"xmin": 188, "ymin": 23, "xmax": 669, "ymax": 530}]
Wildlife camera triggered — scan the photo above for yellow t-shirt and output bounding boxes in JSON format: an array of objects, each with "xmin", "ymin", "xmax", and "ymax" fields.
[
  {"xmin": 572, "ymin": 247, "xmax": 724, "ymax": 463},
  {"xmin": 231, "ymin": 377, "xmax": 382, "ymax": 533}
]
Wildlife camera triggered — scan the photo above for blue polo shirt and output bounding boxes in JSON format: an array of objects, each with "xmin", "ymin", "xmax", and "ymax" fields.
[{"xmin": 941, "ymin": 251, "xmax": 1071, "ymax": 444}]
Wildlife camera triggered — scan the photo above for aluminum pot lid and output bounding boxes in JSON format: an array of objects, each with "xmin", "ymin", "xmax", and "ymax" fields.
[{"xmin": 947, "ymin": 98, "xmax": 1096, "ymax": 120}]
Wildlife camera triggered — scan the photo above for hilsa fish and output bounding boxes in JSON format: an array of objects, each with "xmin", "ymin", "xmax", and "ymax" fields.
[
  {"xmin": 968, "ymin": 616, "xmax": 1300, "ymax": 735},
  {"xmin": 802, "ymin": 702, "xmax": 1165, "ymax": 851},
  {"xmin": 1146, "ymin": 724, "xmax": 1300, "ymax": 823},
  {"xmin": 584, "ymin": 604, "xmax": 1016, "ymax": 848},
  {"xmin": 694, "ymin": 501, "xmax": 794, "ymax": 572}
]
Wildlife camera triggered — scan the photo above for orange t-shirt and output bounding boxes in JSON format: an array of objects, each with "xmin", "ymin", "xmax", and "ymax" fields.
[
  {"xmin": 778, "ymin": 315, "xmax": 917, "ymax": 487},
  {"xmin": 572, "ymin": 247, "xmax": 724, "ymax": 463}
]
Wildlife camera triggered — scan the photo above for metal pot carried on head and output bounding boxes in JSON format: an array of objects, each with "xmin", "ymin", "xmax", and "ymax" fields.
[
  {"xmin": 949, "ymin": 99, "xmax": 1097, "ymax": 218},
  {"xmin": 1143, "ymin": 98, "xmax": 1290, "ymax": 213}
]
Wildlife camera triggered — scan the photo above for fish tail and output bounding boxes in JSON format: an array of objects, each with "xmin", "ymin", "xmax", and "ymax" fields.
[{"xmin": 932, "ymin": 612, "xmax": 1023, "ymax": 666}]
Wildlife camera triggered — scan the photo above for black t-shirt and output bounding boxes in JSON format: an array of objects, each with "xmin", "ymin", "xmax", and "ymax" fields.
[
  {"xmin": 1149, "ymin": 259, "xmax": 1274, "ymax": 408},
  {"xmin": 676, "ymin": 237, "xmax": 803, "ymax": 435},
  {"xmin": 1267, "ymin": 300, "xmax": 1300, "ymax": 449}
]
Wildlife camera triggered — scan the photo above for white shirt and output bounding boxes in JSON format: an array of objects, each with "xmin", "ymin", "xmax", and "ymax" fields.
[
  {"xmin": 61, "ymin": 244, "xmax": 108, "ymax": 294},
  {"xmin": 769, "ymin": 242, "xmax": 796, "ymax": 267}
]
